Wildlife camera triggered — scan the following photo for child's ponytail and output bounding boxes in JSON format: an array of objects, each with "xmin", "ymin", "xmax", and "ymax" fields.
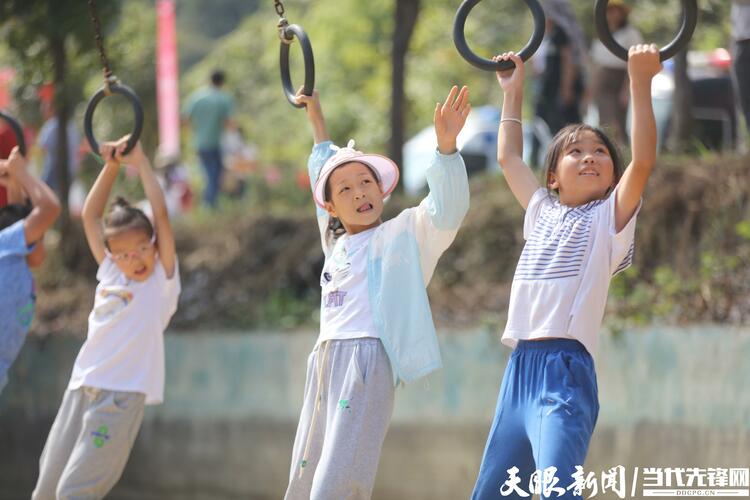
[{"xmin": 102, "ymin": 196, "xmax": 154, "ymax": 246}]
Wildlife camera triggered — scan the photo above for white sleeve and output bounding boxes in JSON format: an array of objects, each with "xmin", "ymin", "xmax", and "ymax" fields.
[
  {"xmin": 523, "ymin": 188, "xmax": 554, "ymax": 240},
  {"xmin": 602, "ymin": 187, "xmax": 641, "ymax": 276}
]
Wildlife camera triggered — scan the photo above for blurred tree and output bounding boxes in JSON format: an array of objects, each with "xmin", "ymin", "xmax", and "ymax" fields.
[
  {"xmin": 389, "ymin": 0, "xmax": 421, "ymax": 174},
  {"xmin": 0, "ymin": 0, "xmax": 121, "ymax": 269}
]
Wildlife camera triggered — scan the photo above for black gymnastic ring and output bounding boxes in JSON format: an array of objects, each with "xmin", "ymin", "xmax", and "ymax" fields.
[
  {"xmin": 594, "ymin": 0, "xmax": 698, "ymax": 62},
  {"xmin": 83, "ymin": 82, "xmax": 144, "ymax": 156},
  {"xmin": 0, "ymin": 111, "xmax": 26, "ymax": 157},
  {"xmin": 279, "ymin": 24, "xmax": 315, "ymax": 109},
  {"xmin": 453, "ymin": 0, "xmax": 546, "ymax": 72}
]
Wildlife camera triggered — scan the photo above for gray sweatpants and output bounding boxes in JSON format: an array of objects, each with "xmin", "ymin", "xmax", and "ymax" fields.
[
  {"xmin": 284, "ymin": 338, "xmax": 395, "ymax": 500},
  {"xmin": 32, "ymin": 387, "xmax": 145, "ymax": 500}
]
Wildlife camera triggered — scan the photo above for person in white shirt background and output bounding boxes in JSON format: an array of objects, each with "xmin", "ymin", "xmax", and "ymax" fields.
[{"xmin": 590, "ymin": 0, "xmax": 643, "ymax": 145}]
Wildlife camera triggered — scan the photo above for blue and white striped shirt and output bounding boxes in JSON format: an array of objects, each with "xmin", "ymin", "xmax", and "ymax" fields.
[{"xmin": 502, "ymin": 187, "xmax": 639, "ymax": 356}]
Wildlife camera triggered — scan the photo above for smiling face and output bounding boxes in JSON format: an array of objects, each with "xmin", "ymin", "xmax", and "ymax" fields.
[
  {"xmin": 106, "ymin": 228, "xmax": 157, "ymax": 282},
  {"xmin": 547, "ymin": 129, "xmax": 617, "ymax": 206},
  {"xmin": 324, "ymin": 162, "xmax": 384, "ymax": 234}
]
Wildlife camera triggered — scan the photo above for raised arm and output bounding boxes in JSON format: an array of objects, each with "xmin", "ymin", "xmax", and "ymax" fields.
[
  {"xmin": 614, "ymin": 44, "xmax": 661, "ymax": 232},
  {"xmin": 2, "ymin": 147, "xmax": 61, "ymax": 246},
  {"xmin": 296, "ymin": 88, "xmax": 330, "ymax": 145},
  {"xmin": 494, "ymin": 53, "xmax": 540, "ymax": 209},
  {"xmin": 81, "ymin": 142, "xmax": 121, "ymax": 264},
  {"xmin": 121, "ymin": 140, "xmax": 177, "ymax": 278}
]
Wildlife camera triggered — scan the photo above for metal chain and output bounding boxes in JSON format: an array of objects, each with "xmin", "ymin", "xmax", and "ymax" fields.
[
  {"xmin": 87, "ymin": 0, "xmax": 117, "ymax": 91},
  {"xmin": 274, "ymin": 0, "xmax": 294, "ymax": 44},
  {"xmin": 273, "ymin": 0, "xmax": 285, "ymax": 17}
]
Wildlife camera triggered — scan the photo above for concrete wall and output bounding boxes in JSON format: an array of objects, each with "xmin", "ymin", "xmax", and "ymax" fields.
[{"xmin": 1, "ymin": 327, "xmax": 748, "ymax": 499}]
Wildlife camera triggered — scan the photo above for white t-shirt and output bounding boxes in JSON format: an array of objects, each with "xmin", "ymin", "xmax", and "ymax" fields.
[
  {"xmin": 502, "ymin": 188, "xmax": 639, "ymax": 355},
  {"xmin": 591, "ymin": 25, "xmax": 643, "ymax": 69},
  {"xmin": 318, "ymin": 227, "xmax": 378, "ymax": 343},
  {"xmin": 69, "ymin": 256, "xmax": 181, "ymax": 404}
]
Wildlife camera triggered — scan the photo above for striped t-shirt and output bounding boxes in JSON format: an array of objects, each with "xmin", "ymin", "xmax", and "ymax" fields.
[{"xmin": 502, "ymin": 187, "xmax": 638, "ymax": 356}]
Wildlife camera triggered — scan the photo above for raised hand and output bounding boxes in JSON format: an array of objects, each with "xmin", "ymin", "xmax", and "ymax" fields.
[
  {"xmin": 434, "ymin": 85, "xmax": 470, "ymax": 154},
  {"xmin": 628, "ymin": 44, "xmax": 661, "ymax": 85},
  {"xmin": 494, "ymin": 52, "xmax": 525, "ymax": 94}
]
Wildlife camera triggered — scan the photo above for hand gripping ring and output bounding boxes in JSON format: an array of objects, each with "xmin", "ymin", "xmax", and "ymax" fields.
[
  {"xmin": 453, "ymin": 0, "xmax": 546, "ymax": 71},
  {"xmin": 594, "ymin": 0, "xmax": 698, "ymax": 62},
  {"xmin": 0, "ymin": 111, "xmax": 27, "ymax": 157},
  {"xmin": 83, "ymin": 81, "xmax": 144, "ymax": 156},
  {"xmin": 279, "ymin": 22, "xmax": 315, "ymax": 109}
]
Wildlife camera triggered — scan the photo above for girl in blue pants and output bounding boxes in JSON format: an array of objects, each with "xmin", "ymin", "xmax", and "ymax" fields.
[{"xmin": 472, "ymin": 45, "xmax": 662, "ymax": 499}]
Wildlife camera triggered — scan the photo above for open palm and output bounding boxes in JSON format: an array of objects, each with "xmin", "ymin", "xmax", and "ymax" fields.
[{"xmin": 434, "ymin": 85, "xmax": 470, "ymax": 153}]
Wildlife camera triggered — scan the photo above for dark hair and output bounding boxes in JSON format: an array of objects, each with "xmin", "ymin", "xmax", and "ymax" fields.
[
  {"xmin": 608, "ymin": 4, "xmax": 630, "ymax": 31},
  {"xmin": 323, "ymin": 161, "xmax": 381, "ymax": 244},
  {"xmin": 211, "ymin": 70, "xmax": 226, "ymax": 87},
  {"xmin": 543, "ymin": 124, "xmax": 623, "ymax": 197},
  {"xmin": 103, "ymin": 197, "xmax": 154, "ymax": 248},
  {"xmin": 0, "ymin": 201, "xmax": 32, "ymax": 231}
]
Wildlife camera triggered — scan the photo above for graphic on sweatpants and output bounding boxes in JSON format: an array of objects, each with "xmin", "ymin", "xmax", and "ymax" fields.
[
  {"xmin": 321, "ymin": 243, "xmax": 352, "ymax": 309},
  {"xmin": 93, "ymin": 287, "xmax": 133, "ymax": 321},
  {"xmin": 91, "ymin": 425, "xmax": 110, "ymax": 448},
  {"xmin": 17, "ymin": 295, "xmax": 35, "ymax": 329}
]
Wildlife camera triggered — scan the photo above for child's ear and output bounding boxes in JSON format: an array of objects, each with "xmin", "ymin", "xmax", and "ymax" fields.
[
  {"xmin": 547, "ymin": 172, "xmax": 559, "ymax": 191},
  {"xmin": 324, "ymin": 201, "xmax": 337, "ymax": 218}
]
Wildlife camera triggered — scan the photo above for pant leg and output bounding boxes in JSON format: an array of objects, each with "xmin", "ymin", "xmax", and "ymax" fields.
[
  {"xmin": 310, "ymin": 338, "xmax": 395, "ymax": 500},
  {"xmin": 285, "ymin": 348, "xmax": 327, "ymax": 500},
  {"xmin": 32, "ymin": 389, "xmax": 86, "ymax": 500},
  {"xmin": 55, "ymin": 388, "xmax": 145, "ymax": 500},
  {"xmin": 472, "ymin": 352, "xmax": 536, "ymax": 500},
  {"xmin": 198, "ymin": 149, "xmax": 223, "ymax": 208},
  {"xmin": 528, "ymin": 348, "xmax": 599, "ymax": 500}
]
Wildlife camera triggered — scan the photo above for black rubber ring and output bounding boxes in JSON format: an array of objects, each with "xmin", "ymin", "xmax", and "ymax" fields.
[
  {"xmin": 83, "ymin": 82, "xmax": 144, "ymax": 157},
  {"xmin": 0, "ymin": 110, "xmax": 26, "ymax": 157},
  {"xmin": 453, "ymin": 0, "xmax": 546, "ymax": 72},
  {"xmin": 279, "ymin": 24, "xmax": 315, "ymax": 109},
  {"xmin": 594, "ymin": 0, "xmax": 698, "ymax": 62}
]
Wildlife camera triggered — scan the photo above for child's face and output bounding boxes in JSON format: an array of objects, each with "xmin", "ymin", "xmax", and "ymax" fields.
[
  {"xmin": 324, "ymin": 162, "xmax": 384, "ymax": 234},
  {"xmin": 106, "ymin": 229, "xmax": 157, "ymax": 282},
  {"xmin": 549, "ymin": 130, "xmax": 616, "ymax": 206}
]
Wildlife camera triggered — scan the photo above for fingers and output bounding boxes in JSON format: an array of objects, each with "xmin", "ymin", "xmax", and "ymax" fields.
[
  {"xmin": 442, "ymin": 85, "xmax": 459, "ymax": 112},
  {"xmin": 629, "ymin": 43, "xmax": 659, "ymax": 56},
  {"xmin": 454, "ymin": 85, "xmax": 469, "ymax": 110},
  {"xmin": 434, "ymin": 102, "xmax": 441, "ymax": 124}
]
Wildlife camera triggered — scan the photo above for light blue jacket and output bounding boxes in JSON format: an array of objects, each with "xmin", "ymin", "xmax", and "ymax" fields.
[{"xmin": 309, "ymin": 141, "xmax": 470, "ymax": 384}]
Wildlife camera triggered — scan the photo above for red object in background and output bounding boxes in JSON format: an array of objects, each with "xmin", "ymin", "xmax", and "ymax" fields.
[
  {"xmin": 709, "ymin": 48, "xmax": 733, "ymax": 71},
  {"xmin": 0, "ymin": 124, "xmax": 18, "ymax": 207}
]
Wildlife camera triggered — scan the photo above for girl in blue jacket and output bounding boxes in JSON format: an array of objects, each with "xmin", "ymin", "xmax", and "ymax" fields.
[{"xmin": 284, "ymin": 86, "xmax": 471, "ymax": 500}]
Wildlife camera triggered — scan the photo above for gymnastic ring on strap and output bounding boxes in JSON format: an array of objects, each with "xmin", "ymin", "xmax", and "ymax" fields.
[
  {"xmin": 84, "ymin": 81, "xmax": 144, "ymax": 156},
  {"xmin": 453, "ymin": 0, "xmax": 546, "ymax": 71},
  {"xmin": 594, "ymin": 0, "xmax": 698, "ymax": 62},
  {"xmin": 279, "ymin": 22, "xmax": 315, "ymax": 109}
]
